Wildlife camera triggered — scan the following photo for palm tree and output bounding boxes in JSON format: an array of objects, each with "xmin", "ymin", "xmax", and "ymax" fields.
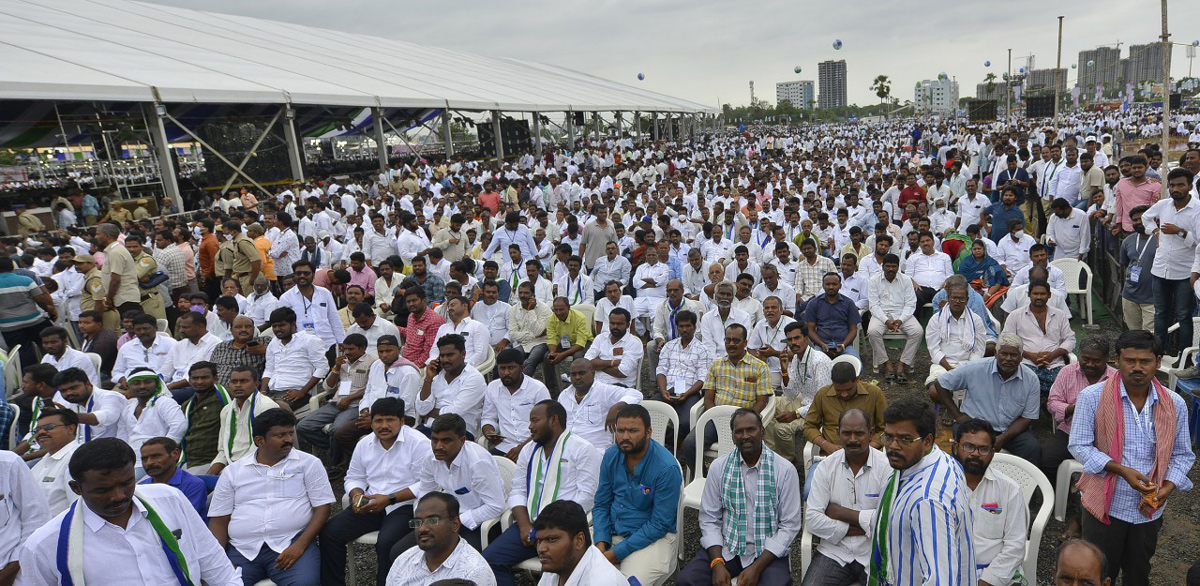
[
  {"xmin": 984, "ymin": 73, "xmax": 998, "ymax": 99},
  {"xmin": 871, "ymin": 75, "xmax": 891, "ymax": 118}
]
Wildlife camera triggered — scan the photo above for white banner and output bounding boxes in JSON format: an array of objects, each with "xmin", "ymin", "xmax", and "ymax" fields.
[{"xmin": 0, "ymin": 166, "xmax": 27, "ymax": 182}]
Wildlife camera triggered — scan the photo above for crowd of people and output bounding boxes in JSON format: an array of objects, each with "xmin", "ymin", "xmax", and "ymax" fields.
[{"xmin": 1, "ymin": 108, "xmax": 1199, "ymax": 586}]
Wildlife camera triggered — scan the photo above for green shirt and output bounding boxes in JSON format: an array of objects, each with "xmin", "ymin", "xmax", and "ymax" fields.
[{"xmin": 184, "ymin": 389, "xmax": 225, "ymax": 465}]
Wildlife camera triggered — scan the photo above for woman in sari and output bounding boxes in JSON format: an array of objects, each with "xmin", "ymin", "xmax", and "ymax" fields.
[{"xmin": 957, "ymin": 239, "xmax": 1009, "ymax": 307}]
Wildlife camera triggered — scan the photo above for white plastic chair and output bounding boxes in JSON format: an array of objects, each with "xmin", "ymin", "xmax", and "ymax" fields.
[
  {"xmin": 1054, "ymin": 459, "xmax": 1083, "ymax": 522},
  {"xmin": 340, "ymin": 493, "xmax": 379, "ymax": 586},
  {"xmin": 682, "ymin": 405, "xmax": 739, "ymax": 516},
  {"xmin": 480, "ymin": 456, "xmax": 516, "ymax": 549},
  {"xmin": 1050, "ymin": 258, "xmax": 1093, "ymax": 325},
  {"xmin": 642, "ymin": 400, "xmax": 680, "ymax": 452},
  {"xmin": 830, "ymin": 353, "xmax": 862, "ymax": 376},
  {"xmin": 478, "ymin": 345, "xmax": 496, "ymax": 379},
  {"xmin": 6, "ymin": 403, "xmax": 19, "ymax": 452},
  {"xmin": 573, "ymin": 303, "xmax": 596, "ymax": 325},
  {"xmin": 157, "ymin": 318, "xmax": 169, "ymax": 333},
  {"xmin": 3, "ymin": 345, "xmax": 21, "ymax": 399},
  {"xmin": 989, "ymin": 453, "xmax": 1055, "ymax": 582}
]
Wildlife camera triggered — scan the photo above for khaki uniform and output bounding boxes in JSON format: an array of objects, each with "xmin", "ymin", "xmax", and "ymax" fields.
[
  {"xmin": 16, "ymin": 212, "xmax": 44, "ymax": 236},
  {"xmin": 101, "ymin": 242, "xmax": 141, "ymax": 308},
  {"xmin": 107, "ymin": 207, "xmax": 133, "ymax": 224},
  {"xmin": 132, "ymin": 206, "xmax": 152, "ymax": 220},
  {"xmin": 82, "ymin": 267, "xmax": 120, "ymax": 332},
  {"xmin": 215, "ymin": 233, "xmax": 260, "ymax": 294},
  {"xmin": 132, "ymin": 251, "xmax": 166, "ymax": 320}
]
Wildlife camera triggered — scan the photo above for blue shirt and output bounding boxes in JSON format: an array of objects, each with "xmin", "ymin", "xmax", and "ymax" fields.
[
  {"xmin": 803, "ymin": 293, "xmax": 862, "ymax": 348},
  {"xmin": 985, "ymin": 203, "xmax": 1025, "ymax": 243},
  {"xmin": 1068, "ymin": 380, "xmax": 1195, "ymax": 523},
  {"xmin": 592, "ymin": 439, "xmax": 682, "ymax": 561},
  {"xmin": 936, "ymin": 358, "xmax": 1039, "ymax": 432},
  {"xmin": 930, "ymin": 288, "xmax": 998, "ymax": 340},
  {"xmin": 139, "ymin": 466, "xmax": 208, "ymax": 519}
]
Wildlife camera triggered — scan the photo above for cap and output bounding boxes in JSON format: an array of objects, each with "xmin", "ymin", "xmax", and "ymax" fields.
[
  {"xmin": 72, "ymin": 254, "xmax": 94, "ymax": 263},
  {"xmin": 318, "ymin": 230, "xmax": 331, "ymax": 239},
  {"xmin": 1085, "ymin": 136, "xmax": 1097, "ymax": 143},
  {"xmin": 137, "ymin": 199, "xmax": 148, "ymax": 204}
]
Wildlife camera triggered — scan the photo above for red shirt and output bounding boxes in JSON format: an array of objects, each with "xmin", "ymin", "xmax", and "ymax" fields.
[
  {"xmin": 897, "ymin": 186, "xmax": 928, "ymax": 218},
  {"xmin": 479, "ymin": 192, "xmax": 500, "ymax": 215},
  {"xmin": 402, "ymin": 308, "xmax": 446, "ymax": 366}
]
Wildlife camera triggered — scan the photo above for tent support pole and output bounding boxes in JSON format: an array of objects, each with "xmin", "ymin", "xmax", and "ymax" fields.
[
  {"xmin": 566, "ymin": 111, "xmax": 576, "ymax": 149},
  {"xmin": 492, "ymin": 110, "xmax": 504, "ymax": 165},
  {"xmin": 282, "ymin": 107, "xmax": 305, "ymax": 182},
  {"xmin": 615, "ymin": 112, "xmax": 623, "ymax": 141},
  {"xmin": 652, "ymin": 113, "xmax": 659, "ymax": 141},
  {"xmin": 666, "ymin": 115, "xmax": 674, "ymax": 142},
  {"xmin": 532, "ymin": 114, "xmax": 543, "ymax": 159},
  {"xmin": 441, "ymin": 111, "xmax": 455, "ymax": 158},
  {"xmin": 633, "ymin": 111, "xmax": 640, "ymax": 141},
  {"xmin": 144, "ymin": 103, "xmax": 183, "ymax": 213},
  {"xmin": 373, "ymin": 107, "xmax": 388, "ymax": 171},
  {"xmin": 161, "ymin": 111, "xmax": 269, "ymax": 195}
]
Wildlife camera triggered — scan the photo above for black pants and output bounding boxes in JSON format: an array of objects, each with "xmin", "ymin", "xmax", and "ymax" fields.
[
  {"xmin": 116, "ymin": 301, "xmax": 143, "ymax": 321},
  {"xmin": 318, "ymin": 504, "xmax": 414, "ymax": 586},
  {"xmin": 1040, "ymin": 429, "xmax": 1072, "ymax": 484},
  {"xmin": 916, "ymin": 286, "xmax": 937, "ymax": 309},
  {"xmin": 1, "ymin": 319, "xmax": 49, "ymax": 371},
  {"xmin": 1082, "ymin": 509, "xmax": 1163, "ymax": 586}
]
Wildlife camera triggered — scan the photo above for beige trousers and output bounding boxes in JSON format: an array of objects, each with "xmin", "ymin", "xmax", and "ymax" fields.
[{"xmin": 611, "ymin": 533, "xmax": 678, "ymax": 586}]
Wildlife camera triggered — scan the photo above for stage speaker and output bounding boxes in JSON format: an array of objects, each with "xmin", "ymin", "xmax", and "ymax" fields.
[
  {"xmin": 968, "ymin": 100, "xmax": 997, "ymax": 122},
  {"xmin": 573, "ymin": 111, "xmax": 585, "ymax": 126},
  {"xmin": 1025, "ymin": 96, "xmax": 1055, "ymax": 118},
  {"xmin": 1171, "ymin": 93, "xmax": 1181, "ymax": 109},
  {"xmin": 197, "ymin": 121, "xmax": 291, "ymax": 187}
]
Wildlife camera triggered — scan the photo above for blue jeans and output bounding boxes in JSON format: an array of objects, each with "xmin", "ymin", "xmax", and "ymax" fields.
[
  {"xmin": 483, "ymin": 524, "xmax": 537, "ymax": 586},
  {"xmin": 227, "ymin": 541, "xmax": 320, "ymax": 586},
  {"xmin": 1153, "ymin": 277, "xmax": 1195, "ymax": 355}
]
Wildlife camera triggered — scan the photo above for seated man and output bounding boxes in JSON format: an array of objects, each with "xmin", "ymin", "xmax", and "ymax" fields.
[
  {"xmin": 933, "ymin": 333, "xmax": 1042, "ymax": 467},
  {"xmin": 999, "ymin": 265, "xmax": 1070, "ymax": 315},
  {"xmin": 53, "ymin": 366, "xmax": 126, "ymax": 442},
  {"xmin": 536, "ymin": 500, "xmax": 630, "ymax": 586},
  {"xmin": 652, "ymin": 309, "xmax": 711, "ymax": 447},
  {"xmin": 1002, "ymin": 279, "xmax": 1075, "ymax": 395},
  {"xmin": 924, "ymin": 279, "xmax": 988, "ymax": 400},
  {"xmin": 111, "ymin": 312, "xmax": 177, "ymax": 390},
  {"xmin": 0, "ymin": 448, "xmax": 47, "ymax": 584},
  {"xmin": 117, "ymin": 368, "xmax": 186, "ymax": 472},
  {"xmin": 752, "ymin": 264, "xmax": 796, "ymax": 317},
  {"xmin": 1008, "ymin": 243, "xmax": 1068, "ymax": 293},
  {"xmin": 583, "ymin": 307, "xmax": 644, "ymax": 388},
  {"xmin": 593, "ymin": 404, "xmax": 683, "ymax": 586},
  {"xmin": 802, "ymin": 361, "xmax": 887, "ymax": 458},
  {"xmin": 545, "ymin": 297, "xmax": 594, "ymax": 394},
  {"xmin": 649, "ymin": 278, "xmax": 705, "ymax": 372},
  {"xmin": 697, "ymin": 282, "xmax": 751, "ymax": 359},
  {"xmin": 593, "ymin": 279, "xmax": 636, "ymax": 337},
  {"xmin": 159, "ymin": 311, "xmax": 223, "ymax": 402},
  {"xmin": 801, "ymin": 409, "xmax": 890, "ymax": 586},
  {"xmin": 39, "ymin": 325, "xmax": 99, "ymax": 387},
  {"xmin": 680, "ymin": 324, "xmax": 772, "ymax": 473},
  {"xmin": 1045, "ymin": 336, "xmax": 1116, "ymax": 539},
  {"xmin": 261, "ymin": 306, "xmax": 330, "ymax": 411},
  {"xmin": 139, "ymin": 436, "xmax": 208, "ymax": 519},
  {"xmin": 427, "ymin": 296, "xmax": 489, "ymax": 367},
  {"xmin": 904, "ymin": 230, "xmax": 954, "ymax": 307},
  {"xmin": 347, "ymin": 301, "xmax": 401, "ymax": 352},
  {"xmin": 210, "ymin": 408, "xmax": 335, "ymax": 586},
  {"xmin": 953, "ymin": 418, "xmax": 1029, "ymax": 586},
  {"xmin": 559, "ymin": 360, "xmax": 642, "ymax": 451},
  {"xmin": 552, "ymin": 255, "xmax": 593, "ymax": 306},
  {"xmin": 385, "ymin": 492, "xmax": 498, "ymax": 586},
  {"xmin": 482, "ymin": 348, "xmax": 552, "ymax": 460},
  {"xmin": 177, "ymin": 361, "xmax": 229, "ymax": 474},
  {"xmin": 335, "ymin": 335, "xmax": 422, "ymax": 466},
  {"xmin": 208, "ymin": 365, "xmax": 279, "ymax": 475},
  {"xmin": 472, "ymin": 280, "xmax": 512, "ymax": 356},
  {"xmin": 417, "ymin": 334, "xmax": 488, "ymax": 436},
  {"xmin": 319, "ymin": 398, "xmax": 431, "ymax": 586},
  {"xmin": 767, "ymin": 322, "xmax": 833, "ymax": 468},
  {"xmin": 676, "ymin": 409, "xmax": 801, "ymax": 586},
  {"xmin": 507, "ymin": 281, "xmax": 553, "ymax": 381},
  {"xmin": 28, "ymin": 409, "xmax": 81, "ymax": 515},
  {"xmin": 931, "ymin": 275, "xmax": 999, "ymax": 355},
  {"xmin": 296, "ymin": 333, "xmax": 376, "ymax": 462},
  {"xmin": 866, "ymin": 254, "xmax": 923, "ymax": 384},
  {"xmin": 804, "ymin": 272, "xmax": 861, "ymax": 360},
  {"xmin": 482, "ymin": 400, "xmax": 601, "ymax": 586},
  {"xmin": 750, "ymin": 297, "xmax": 796, "ymax": 390}
]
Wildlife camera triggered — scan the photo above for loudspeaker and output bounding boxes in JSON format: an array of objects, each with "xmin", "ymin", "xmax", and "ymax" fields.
[
  {"xmin": 1171, "ymin": 93, "xmax": 1181, "ymax": 109},
  {"xmin": 197, "ymin": 121, "xmax": 291, "ymax": 186},
  {"xmin": 573, "ymin": 111, "xmax": 585, "ymax": 126},
  {"xmin": 1025, "ymin": 96, "xmax": 1055, "ymax": 118},
  {"xmin": 968, "ymin": 100, "xmax": 997, "ymax": 122},
  {"xmin": 478, "ymin": 119, "xmax": 532, "ymax": 158}
]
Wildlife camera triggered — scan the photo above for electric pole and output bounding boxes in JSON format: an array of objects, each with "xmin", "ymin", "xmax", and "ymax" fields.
[
  {"xmin": 1054, "ymin": 16, "xmax": 1064, "ymax": 125},
  {"xmin": 1160, "ymin": 0, "xmax": 1171, "ymax": 197}
]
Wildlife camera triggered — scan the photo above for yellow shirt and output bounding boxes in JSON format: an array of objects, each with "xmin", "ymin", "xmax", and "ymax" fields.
[
  {"xmin": 704, "ymin": 352, "xmax": 772, "ymax": 409},
  {"xmin": 545, "ymin": 309, "xmax": 593, "ymax": 349},
  {"xmin": 801, "ymin": 381, "xmax": 888, "ymax": 446}
]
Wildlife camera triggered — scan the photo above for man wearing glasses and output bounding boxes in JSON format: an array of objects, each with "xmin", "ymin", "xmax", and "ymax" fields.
[
  {"xmin": 952, "ymin": 418, "xmax": 1028, "ymax": 586},
  {"xmin": 385, "ymin": 492, "xmax": 496, "ymax": 586}
]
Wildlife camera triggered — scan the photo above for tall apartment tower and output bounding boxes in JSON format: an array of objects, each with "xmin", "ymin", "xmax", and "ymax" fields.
[{"xmin": 818, "ymin": 60, "xmax": 847, "ymax": 108}]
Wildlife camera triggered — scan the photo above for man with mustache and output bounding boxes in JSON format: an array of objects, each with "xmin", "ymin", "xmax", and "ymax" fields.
[
  {"xmin": 28, "ymin": 409, "xmax": 81, "ymax": 516},
  {"xmin": 384, "ymin": 492, "xmax": 496, "ymax": 586},
  {"xmin": 210, "ymin": 408, "xmax": 335, "ymax": 586},
  {"xmin": 697, "ymin": 282, "xmax": 751, "ymax": 360},
  {"xmin": 1068, "ymin": 329, "xmax": 1194, "ymax": 586},
  {"xmin": 138, "ymin": 436, "xmax": 208, "ymax": 519},
  {"xmin": 952, "ymin": 418, "xmax": 1028, "ymax": 586},
  {"xmin": 801, "ymin": 409, "xmax": 889, "ymax": 586},
  {"xmin": 591, "ymin": 404, "xmax": 683, "ymax": 586},
  {"xmin": 533, "ymin": 500, "xmax": 628, "ymax": 586}
]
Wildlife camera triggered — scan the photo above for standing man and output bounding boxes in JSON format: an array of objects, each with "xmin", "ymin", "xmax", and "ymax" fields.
[
  {"xmin": 1142, "ymin": 168, "xmax": 1200, "ymax": 357},
  {"xmin": 0, "ymin": 257, "xmax": 55, "ymax": 367},
  {"xmin": 867, "ymin": 398, "xmax": 975, "ymax": 586},
  {"xmin": 279, "ymin": 259, "xmax": 345, "ymax": 361},
  {"xmin": 579, "ymin": 206, "xmax": 617, "ymax": 271},
  {"xmin": 1119, "ymin": 205, "xmax": 1157, "ymax": 332},
  {"xmin": 1047, "ymin": 198, "xmax": 1091, "ymax": 261},
  {"xmin": 1069, "ymin": 330, "xmax": 1194, "ymax": 586},
  {"xmin": 215, "ymin": 221, "xmax": 261, "ymax": 295}
]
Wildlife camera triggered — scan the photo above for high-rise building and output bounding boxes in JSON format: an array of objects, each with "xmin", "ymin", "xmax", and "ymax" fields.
[
  {"xmin": 1078, "ymin": 46, "xmax": 1121, "ymax": 92},
  {"xmin": 1025, "ymin": 68, "xmax": 1068, "ymax": 93},
  {"xmin": 775, "ymin": 80, "xmax": 815, "ymax": 109},
  {"xmin": 818, "ymin": 60, "xmax": 847, "ymax": 108},
  {"xmin": 975, "ymin": 81, "xmax": 1006, "ymax": 101},
  {"xmin": 915, "ymin": 78, "xmax": 959, "ymax": 114},
  {"xmin": 1122, "ymin": 43, "xmax": 1167, "ymax": 85}
]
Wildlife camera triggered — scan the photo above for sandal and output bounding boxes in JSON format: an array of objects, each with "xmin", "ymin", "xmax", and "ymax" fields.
[
  {"xmin": 896, "ymin": 372, "xmax": 909, "ymax": 385},
  {"xmin": 884, "ymin": 372, "xmax": 896, "ymax": 384}
]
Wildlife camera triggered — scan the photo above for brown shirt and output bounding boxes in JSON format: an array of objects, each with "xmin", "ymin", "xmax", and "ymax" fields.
[
  {"xmin": 101, "ymin": 242, "xmax": 140, "ymax": 305},
  {"xmin": 801, "ymin": 380, "xmax": 888, "ymax": 446}
]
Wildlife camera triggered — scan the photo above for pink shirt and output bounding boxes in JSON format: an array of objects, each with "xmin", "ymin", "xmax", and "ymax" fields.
[
  {"xmin": 1047, "ymin": 362, "xmax": 1118, "ymax": 432},
  {"xmin": 348, "ymin": 266, "xmax": 377, "ymax": 297},
  {"xmin": 1113, "ymin": 177, "xmax": 1161, "ymax": 232}
]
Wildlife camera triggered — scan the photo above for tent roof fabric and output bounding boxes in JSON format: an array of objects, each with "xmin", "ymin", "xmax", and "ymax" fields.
[{"xmin": 0, "ymin": 0, "xmax": 714, "ymax": 113}]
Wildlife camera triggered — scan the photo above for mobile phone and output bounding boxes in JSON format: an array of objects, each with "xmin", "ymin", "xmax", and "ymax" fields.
[
  {"xmin": 356, "ymin": 494, "xmax": 367, "ymax": 509},
  {"xmin": 247, "ymin": 340, "xmax": 260, "ymax": 347}
]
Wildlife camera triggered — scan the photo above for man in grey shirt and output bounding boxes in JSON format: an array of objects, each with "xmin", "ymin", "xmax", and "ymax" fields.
[{"xmin": 1118, "ymin": 204, "xmax": 1156, "ymax": 332}]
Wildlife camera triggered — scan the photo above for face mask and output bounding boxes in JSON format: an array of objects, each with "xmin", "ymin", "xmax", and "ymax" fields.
[{"xmin": 191, "ymin": 305, "xmax": 206, "ymax": 314}]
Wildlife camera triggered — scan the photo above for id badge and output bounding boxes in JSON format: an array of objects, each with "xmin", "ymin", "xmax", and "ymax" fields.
[
  {"xmin": 1129, "ymin": 265, "xmax": 1141, "ymax": 284},
  {"xmin": 301, "ymin": 320, "xmax": 316, "ymax": 333},
  {"xmin": 336, "ymin": 380, "xmax": 352, "ymax": 397},
  {"xmin": 559, "ymin": 335, "xmax": 571, "ymax": 348}
]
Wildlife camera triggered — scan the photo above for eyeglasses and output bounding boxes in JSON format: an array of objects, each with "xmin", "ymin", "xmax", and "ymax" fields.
[
  {"xmin": 957, "ymin": 442, "xmax": 993, "ymax": 456},
  {"xmin": 408, "ymin": 516, "xmax": 443, "ymax": 529},
  {"xmin": 32, "ymin": 423, "xmax": 65, "ymax": 434},
  {"xmin": 881, "ymin": 433, "xmax": 927, "ymax": 446}
]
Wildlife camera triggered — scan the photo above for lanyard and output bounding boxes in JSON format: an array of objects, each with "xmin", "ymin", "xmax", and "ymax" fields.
[
  {"xmin": 1133, "ymin": 235, "xmax": 1150, "ymax": 261},
  {"xmin": 83, "ymin": 397, "xmax": 95, "ymax": 442},
  {"xmin": 668, "ymin": 299, "xmax": 683, "ymax": 339},
  {"xmin": 227, "ymin": 393, "xmax": 257, "ymax": 457},
  {"xmin": 567, "ymin": 276, "xmax": 583, "ymax": 305}
]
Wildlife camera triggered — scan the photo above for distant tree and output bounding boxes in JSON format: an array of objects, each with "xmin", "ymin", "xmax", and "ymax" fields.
[{"xmin": 871, "ymin": 75, "xmax": 892, "ymax": 115}]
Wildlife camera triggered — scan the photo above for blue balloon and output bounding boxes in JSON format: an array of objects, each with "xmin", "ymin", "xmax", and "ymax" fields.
[
  {"xmin": 637, "ymin": 73, "xmax": 644, "ymax": 81},
  {"xmin": 833, "ymin": 39, "xmax": 843, "ymax": 50},
  {"xmin": 985, "ymin": 60, "xmax": 991, "ymax": 67}
]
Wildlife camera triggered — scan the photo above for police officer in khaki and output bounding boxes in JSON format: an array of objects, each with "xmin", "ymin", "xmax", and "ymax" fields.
[
  {"xmin": 214, "ymin": 220, "xmax": 261, "ymax": 295},
  {"xmin": 76, "ymin": 253, "xmax": 120, "ymax": 332},
  {"xmin": 132, "ymin": 198, "xmax": 153, "ymax": 220},
  {"xmin": 103, "ymin": 201, "xmax": 133, "ymax": 225},
  {"xmin": 95, "ymin": 223, "xmax": 140, "ymax": 332},
  {"xmin": 122, "ymin": 234, "xmax": 167, "ymax": 321}
]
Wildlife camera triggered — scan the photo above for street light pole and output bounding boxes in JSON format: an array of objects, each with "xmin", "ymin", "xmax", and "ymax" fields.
[
  {"xmin": 1160, "ymin": 0, "xmax": 1171, "ymax": 197},
  {"xmin": 1006, "ymin": 48, "xmax": 1012, "ymax": 127},
  {"xmin": 1054, "ymin": 16, "xmax": 1064, "ymax": 125}
]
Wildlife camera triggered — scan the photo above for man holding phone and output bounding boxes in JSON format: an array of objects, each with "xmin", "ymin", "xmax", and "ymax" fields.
[
  {"xmin": 297, "ymin": 333, "xmax": 377, "ymax": 462},
  {"xmin": 804, "ymin": 272, "xmax": 861, "ymax": 360}
]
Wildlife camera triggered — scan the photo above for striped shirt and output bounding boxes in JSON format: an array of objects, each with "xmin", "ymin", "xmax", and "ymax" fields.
[
  {"xmin": 871, "ymin": 447, "xmax": 976, "ymax": 586},
  {"xmin": 655, "ymin": 336, "xmax": 711, "ymax": 396},
  {"xmin": 0, "ymin": 273, "xmax": 43, "ymax": 331},
  {"xmin": 704, "ymin": 353, "xmax": 772, "ymax": 408}
]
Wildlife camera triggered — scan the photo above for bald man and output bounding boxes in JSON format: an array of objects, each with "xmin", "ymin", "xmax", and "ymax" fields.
[{"xmin": 1054, "ymin": 539, "xmax": 1110, "ymax": 586}]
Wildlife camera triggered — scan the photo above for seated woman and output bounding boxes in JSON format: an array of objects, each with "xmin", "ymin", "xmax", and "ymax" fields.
[{"xmin": 957, "ymin": 239, "xmax": 1009, "ymax": 307}]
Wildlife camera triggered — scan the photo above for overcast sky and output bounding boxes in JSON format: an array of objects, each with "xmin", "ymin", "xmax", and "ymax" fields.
[{"xmin": 144, "ymin": 0, "xmax": 1200, "ymax": 108}]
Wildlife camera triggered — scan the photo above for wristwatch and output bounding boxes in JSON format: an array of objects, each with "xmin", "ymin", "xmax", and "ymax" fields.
[{"xmin": 389, "ymin": 493, "xmax": 397, "ymax": 505}]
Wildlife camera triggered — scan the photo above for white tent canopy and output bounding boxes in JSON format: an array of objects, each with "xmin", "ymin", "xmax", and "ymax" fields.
[{"xmin": 0, "ymin": 0, "xmax": 714, "ymax": 113}]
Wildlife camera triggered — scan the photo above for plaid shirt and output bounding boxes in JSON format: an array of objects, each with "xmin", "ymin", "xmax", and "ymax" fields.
[
  {"xmin": 0, "ymin": 401, "xmax": 14, "ymax": 451},
  {"xmin": 153, "ymin": 244, "xmax": 189, "ymax": 289},
  {"xmin": 705, "ymin": 352, "xmax": 772, "ymax": 408},
  {"xmin": 794, "ymin": 255, "xmax": 836, "ymax": 302},
  {"xmin": 656, "ymin": 336, "xmax": 711, "ymax": 396},
  {"xmin": 210, "ymin": 338, "xmax": 268, "ymax": 387}
]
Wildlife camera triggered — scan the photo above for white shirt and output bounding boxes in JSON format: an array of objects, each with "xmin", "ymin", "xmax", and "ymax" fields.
[
  {"xmin": 557, "ymin": 382, "xmax": 642, "ymax": 450},
  {"xmin": 698, "ymin": 307, "xmax": 752, "ymax": 359},
  {"xmin": 112, "ymin": 333, "xmax": 177, "ymax": 382},
  {"xmin": 748, "ymin": 316, "xmax": 796, "ymax": 374},
  {"xmin": 16, "ymin": 484, "xmax": 241, "ymax": 586},
  {"xmin": 1010, "ymin": 263, "xmax": 1068, "ymax": 293},
  {"xmin": 427, "ymin": 317, "xmax": 490, "ymax": 366},
  {"xmin": 159, "ymin": 333, "xmax": 222, "ymax": 384},
  {"xmin": 925, "ymin": 307, "xmax": 988, "ymax": 367},
  {"xmin": 117, "ymin": 396, "xmax": 186, "ymax": 466},
  {"xmin": 471, "ymin": 300, "xmax": 512, "ymax": 345},
  {"xmin": 385, "ymin": 535, "xmax": 497, "ymax": 586},
  {"xmin": 415, "ymin": 442, "xmax": 505, "ymax": 529},
  {"xmin": 416, "ymin": 366, "xmax": 488, "ymax": 434},
  {"xmin": 244, "ymin": 290, "xmax": 280, "ymax": 328},
  {"xmin": 362, "ymin": 360, "xmax": 423, "ymax": 420},
  {"xmin": 209, "ymin": 448, "xmax": 335, "ymax": 560},
  {"xmin": 867, "ymin": 273, "xmax": 917, "ymax": 321},
  {"xmin": 481, "ymin": 376, "xmax": 552, "ymax": 453},
  {"xmin": 633, "ymin": 262, "xmax": 670, "ymax": 299},
  {"xmin": 805, "ymin": 447, "xmax": 891, "ymax": 567},
  {"xmin": 279, "ymin": 285, "xmax": 346, "ymax": 345},
  {"xmin": 554, "ymin": 272, "xmax": 594, "ymax": 306},
  {"xmin": 41, "ymin": 347, "xmax": 99, "ymax": 387},
  {"xmin": 30, "ymin": 440, "xmax": 81, "ymax": 515},
  {"xmin": 1046, "ymin": 208, "xmax": 1091, "ymax": 260},
  {"xmin": 594, "ymin": 295, "xmax": 636, "ymax": 334},
  {"xmin": 509, "ymin": 434, "xmax": 602, "ymax": 512},
  {"xmin": 263, "ymin": 332, "xmax": 331, "ymax": 391},
  {"xmin": 995, "ymin": 233, "xmax": 1036, "ymax": 274},
  {"xmin": 537, "ymin": 544, "xmax": 629, "ymax": 586},
  {"xmin": 347, "ymin": 317, "xmax": 402, "ymax": 352},
  {"xmin": 591, "ymin": 255, "xmax": 631, "ymax": 293},
  {"xmin": 56, "ymin": 388, "xmax": 127, "ymax": 442},
  {"xmin": 966, "ymin": 466, "xmax": 1028, "ymax": 586},
  {"xmin": 396, "ymin": 228, "xmax": 432, "ymax": 263},
  {"xmin": 1141, "ymin": 197, "xmax": 1200, "ymax": 280},
  {"xmin": 751, "ymin": 281, "xmax": 797, "ymax": 315},
  {"xmin": 582, "ymin": 332, "xmax": 645, "ymax": 387},
  {"xmin": 211, "ymin": 393, "xmax": 279, "ymax": 467},
  {"xmin": 904, "ymin": 250, "xmax": 953, "ymax": 289},
  {"xmin": 955, "ymin": 194, "xmax": 990, "ymax": 228},
  {"xmin": 346, "ymin": 428, "xmax": 432, "ymax": 513},
  {"xmin": 0, "ymin": 450, "xmax": 49, "ymax": 565}
]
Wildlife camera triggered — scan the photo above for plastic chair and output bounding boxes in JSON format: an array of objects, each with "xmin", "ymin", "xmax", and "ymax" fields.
[
  {"xmin": 3, "ymin": 345, "xmax": 21, "ymax": 399},
  {"xmin": 1050, "ymin": 258, "xmax": 1093, "ymax": 325},
  {"xmin": 1054, "ymin": 459, "xmax": 1083, "ymax": 522},
  {"xmin": 157, "ymin": 318, "xmax": 169, "ymax": 333},
  {"xmin": 573, "ymin": 303, "xmax": 596, "ymax": 325},
  {"xmin": 6, "ymin": 403, "xmax": 18, "ymax": 452},
  {"xmin": 682, "ymin": 405, "xmax": 739, "ymax": 515},
  {"xmin": 480, "ymin": 456, "xmax": 516, "ymax": 550},
  {"xmin": 830, "ymin": 353, "xmax": 862, "ymax": 376},
  {"xmin": 642, "ymin": 400, "xmax": 681, "ymax": 452},
  {"xmin": 477, "ymin": 345, "xmax": 496, "ymax": 379},
  {"xmin": 989, "ymin": 453, "xmax": 1055, "ymax": 582}
]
